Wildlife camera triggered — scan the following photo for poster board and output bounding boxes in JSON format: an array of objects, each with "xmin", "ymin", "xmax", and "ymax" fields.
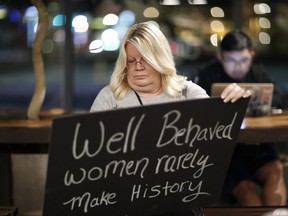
[{"xmin": 43, "ymin": 97, "xmax": 249, "ymax": 216}]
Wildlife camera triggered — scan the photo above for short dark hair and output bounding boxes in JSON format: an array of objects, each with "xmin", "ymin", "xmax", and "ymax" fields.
[{"xmin": 220, "ymin": 30, "xmax": 253, "ymax": 52}]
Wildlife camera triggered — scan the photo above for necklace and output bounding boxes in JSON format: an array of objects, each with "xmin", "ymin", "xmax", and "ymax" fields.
[{"xmin": 133, "ymin": 90, "xmax": 143, "ymax": 106}]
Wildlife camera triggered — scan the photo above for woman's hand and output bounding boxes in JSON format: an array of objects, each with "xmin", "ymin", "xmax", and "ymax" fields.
[{"xmin": 221, "ymin": 83, "xmax": 251, "ymax": 103}]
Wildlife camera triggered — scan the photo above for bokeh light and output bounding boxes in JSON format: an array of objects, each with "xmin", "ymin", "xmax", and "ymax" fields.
[
  {"xmin": 89, "ymin": 40, "xmax": 104, "ymax": 53},
  {"xmin": 103, "ymin": 13, "xmax": 119, "ymax": 25},
  {"xmin": 259, "ymin": 32, "xmax": 271, "ymax": 44},
  {"xmin": 53, "ymin": 14, "xmax": 66, "ymax": 27},
  {"xmin": 210, "ymin": 7, "xmax": 224, "ymax": 18},
  {"xmin": 101, "ymin": 29, "xmax": 120, "ymax": 51}
]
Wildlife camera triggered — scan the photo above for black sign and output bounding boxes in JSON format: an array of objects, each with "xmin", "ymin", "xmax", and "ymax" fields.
[{"xmin": 43, "ymin": 97, "xmax": 249, "ymax": 216}]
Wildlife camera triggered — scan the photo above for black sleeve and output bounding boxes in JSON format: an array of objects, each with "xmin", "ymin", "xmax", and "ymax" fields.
[
  {"xmin": 196, "ymin": 69, "xmax": 213, "ymax": 96},
  {"xmin": 272, "ymin": 87, "xmax": 288, "ymax": 109},
  {"xmin": 250, "ymin": 63, "xmax": 288, "ymax": 109},
  {"xmin": 186, "ymin": 63, "xmax": 214, "ymax": 95}
]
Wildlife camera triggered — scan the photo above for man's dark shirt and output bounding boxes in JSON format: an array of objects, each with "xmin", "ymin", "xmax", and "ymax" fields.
[{"xmin": 193, "ymin": 59, "xmax": 288, "ymax": 109}]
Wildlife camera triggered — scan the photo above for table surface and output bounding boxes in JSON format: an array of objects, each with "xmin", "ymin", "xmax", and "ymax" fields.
[
  {"xmin": 238, "ymin": 110, "xmax": 288, "ymax": 144},
  {"xmin": 1, "ymin": 109, "xmax": 288, "ymax": 151},
  {"xmin": 243, "ymin": 112, "xmax": 288, "ymax": 128},
  {"xmin": 0, "ymin": 109, "xmax": 63, "ymax": 153}
]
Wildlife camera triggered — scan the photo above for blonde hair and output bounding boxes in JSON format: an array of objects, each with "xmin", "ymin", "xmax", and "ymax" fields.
[{"xmin": 110, "ymin": 22, "xmax": 186, "ymax": 100}]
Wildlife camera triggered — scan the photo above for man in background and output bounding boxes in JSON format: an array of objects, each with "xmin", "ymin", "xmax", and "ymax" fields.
[{"xmin": 191, "ymin": 30, "xmax": 288, "ymax": 206}]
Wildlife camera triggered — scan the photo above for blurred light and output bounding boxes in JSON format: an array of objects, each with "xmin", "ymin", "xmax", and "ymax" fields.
[
  {"xmin": 42, "ymin": 39, "xmax": 54, "ymax": 54},
  {"xmin": 210, "ymin": 20, "xmax": 225, "ymax": 32},
  {"xmin": 210, "ymin": 7, "xmax": 224, "ymax": 18},
  {"xmin": 179, "ymin": 29, "xmax": 201, "ymax": 46},
  {"xmin": 118, "ymin": 10, "xmax": 135, "ymax": 26},
  {"xmin": 259, "ymin": 17, "xmax": 271, "ymax": 29},
  {"xmin": 0, "ymin": 6, "xmax": 7, "ymax": 20},
  {"xmin": 101, "ymin": 29, "xmax": 118, "ymax": 43},
  {"xmin": 53, "ymin": 29, "xmax": 65, "ymax": 43},
  {"xmin": 9, "ymin": 9, "xmax": 21, "ymax": 22},
  {"xmin": 259, "ymin": 32, "xmax": 270, "ymax": 44},
  {"xmin": 113, "ymin": 25, "xmax": 130, "ymax": 41},
  {"xmin": 89, "ymin": 40, "xmax": 104, "ymax": 53},
  {"xmin": 148, "ymin": 20, "xmax": 160, "ymax": 28},
  {"xmin": 188, "ymin": 0, "xmax": 207, "ymax": 5},
  {"xmin": 241, "ymin": 121, "xmax": 246, "ymax": 129},
  {"xmin": 72, "ymin": 15, "xmax": 89, "ymax": 46},
  {"xmin": 53, "ymin": 14, "xmax": 66, "ymax": 27},
  {"xmin": 24, "ymin": 6, "xmax": 38, "ymax": 47},
  {"xmin": 24, "ymin": 6, "xmax": 38, "ymax": 21},
  {"xmin": 143, "ymin": 7, "xmax": 159, "ymax": 18},
  {"xmin": 103, "ymin": 13, "xmax": 119, "ymax": 25},
  {"xmin": 74, "ymin": 32, "xmax": 88, "ymax": 47},
  {"xmin": 159, "ymin": 0, "xmax": 180, "ymax": 6},
  {"xmin": 91, "ymin": 17, "xmax": 106, "ymax": 29},
  {"xmin": 34, "ymin": 23, "xmax": 38, "ymax": 33},
  {"xmin": 101, "ymin": 29, "xmax": 120, "ymax": 51},
  {"xmin": 210, "ymin": 34, "xmax": 220, "ymax": 46},
  {"xmin": 253, "ymin": 3, "xmax": 271, "ymax": 15},
  {"xmin": 72, "ymin": 15, "xmax": 89, "ymax": 33}
]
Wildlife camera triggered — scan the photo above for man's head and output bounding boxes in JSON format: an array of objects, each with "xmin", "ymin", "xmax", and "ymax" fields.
[{"xmin": 217, "ymin": 30, "xmax": 255, "ymax": 80}]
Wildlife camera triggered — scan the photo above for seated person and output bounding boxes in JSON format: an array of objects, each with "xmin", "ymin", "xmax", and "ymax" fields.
[
  {"xmin": 90, "ymin": 22, "xmax": 250, "ymax": 215},
  {"xmin": 191, "ymin": 30, "xmax": 288, "ymax": 206}
]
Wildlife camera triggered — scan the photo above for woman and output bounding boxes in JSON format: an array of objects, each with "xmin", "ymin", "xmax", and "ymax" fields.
[
  {"xmin": 90, "ymin": 22, "xmax": 249, "ymax": 112},
  {"xmin": 90, "ymin": 22, "xmax": 250, "ymax": 216}
]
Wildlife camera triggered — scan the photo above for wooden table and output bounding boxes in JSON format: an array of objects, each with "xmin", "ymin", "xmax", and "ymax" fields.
[
  {"xmin": 238, "ymin": 110, "xmax": 288, "ymax": 144},
  {"xmin": 1, "ymin": 109, "xmax": 288, "ymax": 151},
  {"xmin": 0, "ymin": 109, "xmax": 64, "ymax": 153}
]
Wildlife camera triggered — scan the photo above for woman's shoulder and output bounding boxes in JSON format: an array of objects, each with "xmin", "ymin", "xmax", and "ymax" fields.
[
  {"xmin": 184, "ymin": 80, "xmax": 203, "ymax": 89},
  {"xmin": 99, "ymin": 85, "xmax": 112, "ymax": 94},
  {"xmin": 184, "ymin": 80, "xmax": 209, "ymax": 99},
  {"xmin": 90, "ymin": 85, "xmax": 114, "ymax": 112}
]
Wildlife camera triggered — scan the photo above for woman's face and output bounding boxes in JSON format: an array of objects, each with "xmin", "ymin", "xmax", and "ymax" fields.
[{"xmin": 125, "ymin": 43, "xmax": 162, "ymax": 96}]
